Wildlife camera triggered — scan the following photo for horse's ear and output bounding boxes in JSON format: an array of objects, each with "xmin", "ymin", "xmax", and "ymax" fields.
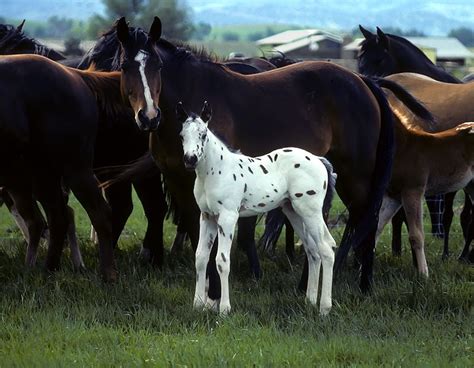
[
  {"xmin": 16, "ymin": 19, "xmax": 26, "ymax": 33},
  {"xmin": 116, "ymin": 17, "xmax": 129, "ymax": 44},
  {"xmin": 359, "ymin": 25, "xmax": 374, "ymax": 40},
  {"xmin": 149, "ymin": 16, "xmax": 162, "ymax": 42},
  {"xmin": 376, "ymin": 27, "xmax": 389, "ymax": 50},
  {"xmin": 200, "ymin": 101, "xmax": 212, "ymax": 124},
  {"xmin": 176, "ymin": 102, "xmax": 188, "ymax": 123}
]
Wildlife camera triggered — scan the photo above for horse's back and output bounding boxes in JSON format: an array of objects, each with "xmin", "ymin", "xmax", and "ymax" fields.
[{"xmin": 386, "ymin": 72, "xmax": 474, "ymax": 129}]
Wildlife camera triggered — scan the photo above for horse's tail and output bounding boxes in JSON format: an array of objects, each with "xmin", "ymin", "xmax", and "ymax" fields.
[
  {"xmin": 334, "ymin": 76, "xmax": 396, "ymax": 270},
  {"xmin": 373, "ymin": 78, "xmax": 434, "ymax": 122},
  {"xmin": 99, "ymin": 153, "xmax": 181, "ymax": 226},
  {"xmin": 100, "ymin": 152, "xmax": 157, "ymax": 189},
  {"xmin": 319, "ymin": 157, "xmax": 337, "ymax": 220}
]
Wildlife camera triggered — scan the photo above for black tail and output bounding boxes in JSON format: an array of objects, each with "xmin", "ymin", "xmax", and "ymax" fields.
[
  {"xmin": 319, "ymin": 157, "xmax": 337, "ymax": 220},
  {"xmin": 99, "ymin": 152, "xmax": 181, "ymax": 225},
  {"xmin": 334, "ymin": 76, "xmax": 396, "ymax": 270},
  {"xmin": 374, "ymin": 78, "xmax": 434, "ymax": 122}
]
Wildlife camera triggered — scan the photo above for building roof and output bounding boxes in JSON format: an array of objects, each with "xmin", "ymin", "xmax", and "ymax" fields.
[
  {"xmin": 256, "ymin": 29, "xmax": 342, "ymax": 46},
  {"xmin": 274, "ymin": 35, "xmax": 338, "ymax": 53},
  {"xmin": 343, "ymin": 37, "xmax": 473, "ymax": 59}
]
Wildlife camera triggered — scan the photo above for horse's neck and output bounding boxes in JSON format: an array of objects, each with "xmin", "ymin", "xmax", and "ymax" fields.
[
  {"xmin": 196, "ymin": 130, "xmax": 237, "ymax": 178},
  {"xmin": 398, "ymin": 47, "xmax": 460, "ymax": 83}
]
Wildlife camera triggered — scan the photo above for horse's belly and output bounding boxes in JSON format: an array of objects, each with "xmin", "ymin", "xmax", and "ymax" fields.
[{"xmin": 426, "ymin": 170, "xmax": 473, "ymax": 195}]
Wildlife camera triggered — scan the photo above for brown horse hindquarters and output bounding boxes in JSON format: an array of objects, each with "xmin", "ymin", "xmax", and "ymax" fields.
[{"xmin": 0, "ymin": 55, "xmax": 116, "ymax": 280}]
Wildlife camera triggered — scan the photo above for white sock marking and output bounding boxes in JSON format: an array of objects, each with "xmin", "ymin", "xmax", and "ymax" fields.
[{"xmin": 134, "ymin": 50, "xmax": 156, "ymax": 120}]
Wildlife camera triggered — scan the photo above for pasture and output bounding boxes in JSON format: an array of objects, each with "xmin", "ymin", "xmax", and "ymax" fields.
[{"xmin": 0, "ymin": 193, "xmax": 472, "ymax": 366}]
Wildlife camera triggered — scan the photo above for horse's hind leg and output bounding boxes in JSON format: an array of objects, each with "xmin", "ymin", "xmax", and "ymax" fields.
[
  {"xmin": 391, "ymin": 210, "xmax": 405, "ymax": 256},
  {"xmin": 441, "ymin": 192, "xmax": 456, "ymax": 260},
  {"xmin": 401, "ymin": 190, "xmax": 428, "ymax": 276},
  {"xmin": 65, "ymin": 205, "xmax": 85, "ymax": 270},
  {"xmin": 459, "ymin": 183, "xmax": 474, "ymax": 262},
  {"xmin": 460, "ymin": 192, "xmax": 472, "ymax": 239},
  {"xmin": 65, "ymin": 169, "xmax": 116, "ymax": 281},
  {"xmin": 236, "ymin": 216, "xmax": 261, "ymax": 279},
  {"xmin": 285, "ymin": 219, "xmax": 296, "ymax": 262},
  {"xmin": 102, "ymin": 181, "xmax": 133, "ymax": 248},
  {"xmin": 133, "ymin": 172, "xmax": 167, "ymax": 267},
  {"xmin": 426, "ymin": 195, "xmax": 444, "ymax": 238},
  {"xmin": 8, "ymin": 187, "xmax": 46, "ymax": 267},
  {"xmin": 376, "ymin": 195, "xmax": 402, "ymax": 242},
  {"xmin": 34, "ymin": 176, "xmax": 68, "ymax": 271}
]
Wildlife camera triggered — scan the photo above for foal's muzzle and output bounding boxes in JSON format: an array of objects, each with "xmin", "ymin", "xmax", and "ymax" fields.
[
  {"xmin": 136, "ymin": 107, "xmax": 161, "ymax": 131},
  {"xmin": 183, "ymin": 154, "xmax": 198, "ymax": 170}
]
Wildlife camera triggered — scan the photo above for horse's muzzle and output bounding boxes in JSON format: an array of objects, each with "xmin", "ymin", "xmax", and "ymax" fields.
[{"xmin": 136, "ymin": 108, "xmax": 161, "ymax": 131}]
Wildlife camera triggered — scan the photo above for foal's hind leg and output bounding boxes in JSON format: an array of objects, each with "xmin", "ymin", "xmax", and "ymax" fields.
[
  {"xmin": 376, "ymin": 195, "xmax": 402, "ymax": 242},
  {"xmin": 426, "ymin": 195, "xmax": 444, "ymax": 238},
  {"xmin": 459, "ymin": 183, "xmax": 474, "ymax": 262},
  {"xmin": 65, "ymin": 205, "xmax": 85, "ymax": 270},
  {"xmin": 402, "ymin": 190, "xmax": 428, "ymax": 276},
  {"xmin": 65, "ymin": 169, "xmax": 116, "ymax": 281},
  {"xmin": 391, "ymin": 210, "xmax": 405, "ymax": 256}
]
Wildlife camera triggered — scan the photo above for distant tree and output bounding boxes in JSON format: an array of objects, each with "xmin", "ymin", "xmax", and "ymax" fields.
[
  {"xmin": 449, "ymin": 27, "xmax": 474, "ymax": 47},
  {"xmin": 47, "ymin": 16, "xmax": 74, "ymax": 38},
  {"xmin": 222, "ymin": 32, "xmax": 239, "ymax": 42},
  {"xmin": 64, "ymin": 36, "xmax": 84, "ymax": 56},
  {"xmin": 0, "ymin": 17, "xmax": 5, "ymax": 24},
  {"xmin": 193, "ymin": 22, "xmax": 212, "ymax": 41},
  {"xmin": 87, "ymin": 0, "xmax": 194, "ymax": 40},
  {"xmin": 247, "ymin": 32, "xmax": 264, "ymax": 42},
  {"xmin": 351, "ymin": 26, "xmax": 425, "ymax": 38}
]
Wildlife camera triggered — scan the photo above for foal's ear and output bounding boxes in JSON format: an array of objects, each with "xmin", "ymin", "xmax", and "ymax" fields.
[
  {"xmin": 376, "ymin": 27, "xmax": 389, "ymax": 49},
  {"xmin": 359, "ymin": 25, "xmax": 374, "ymax": 40},
  {"xmin": 116, "ymin": 17, "xmax": 129, "ymax": 44},
  {"xmin": 149, "ymin": 16, "xmax": 162, "ymax": 42},
  {"xmin": 16, "ymin": 19, "xmax": 26, "ymax": 33},
  {"xmin": 200, "ymin": 101, "xmax": 212, "ymax": 124},
  {"xmin": 176, "ymin": 102, "xmax": 188, "ymax": 123}
]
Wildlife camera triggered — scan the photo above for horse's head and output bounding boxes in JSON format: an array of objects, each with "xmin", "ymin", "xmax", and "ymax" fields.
[
  {"xmin": 358, "ymin": 25, "xmax": 396, "ymax": 77},
  {"xmin": 176, "ymin": 101, "xmax": 213, "ymax": 170},
  {"xmin": 116, "ymin": 17, "xmax": 163, "ymax": 131}
]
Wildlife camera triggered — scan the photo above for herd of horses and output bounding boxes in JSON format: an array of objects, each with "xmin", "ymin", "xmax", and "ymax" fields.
[{"xmin": 0, "ymin": 17, "xmax": 472, "ymax": 313}]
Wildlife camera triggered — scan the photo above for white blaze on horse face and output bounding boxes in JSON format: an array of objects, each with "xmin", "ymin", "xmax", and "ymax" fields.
[{"xmin": 134, "ymin": 50, "xmax": 156, "ymax": 120}]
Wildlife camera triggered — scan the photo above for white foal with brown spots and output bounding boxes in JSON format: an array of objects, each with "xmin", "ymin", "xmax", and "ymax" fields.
[{"xmin": 177, "ymin": 101, "xmax": 337, "ymax": 316}]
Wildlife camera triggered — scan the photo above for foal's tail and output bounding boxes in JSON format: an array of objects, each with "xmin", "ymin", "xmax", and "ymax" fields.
[
  {"xmin": 334, "ymin": 76, "xmax": 396, "ymax": 270},
  {"xmin": 319, "ymin": 157, "xmax": 337, "ymax": 220}
]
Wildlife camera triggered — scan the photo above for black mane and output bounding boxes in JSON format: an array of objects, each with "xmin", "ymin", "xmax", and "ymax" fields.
[
  {"xmin": 79, "ymin": 23, "xmax": 224, "ymax": 72},
  {"xmin": 0, "ymin": 23, "xmax": 64, "ymax": 59}
]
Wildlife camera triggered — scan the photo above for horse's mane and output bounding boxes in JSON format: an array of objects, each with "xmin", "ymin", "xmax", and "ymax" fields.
[
  {"xmin": 386, "ymin": 34, "xmax": 436, "ymax": 65},
  {"xmin": 75, "ymin": 69, "xmax": 132, "ymax": 123},
  {"xmin": 79, "ymin": 23, "xmax": 224, "ymax": 72},
  {"xmin": 0, "ymin": 23, "xmax": 62, "ymax": 58}
]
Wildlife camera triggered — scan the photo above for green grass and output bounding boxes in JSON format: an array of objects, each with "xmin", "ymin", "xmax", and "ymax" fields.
[{"xmin": 0, "ymin": 194, "xmax": 473, "ymax": 366}]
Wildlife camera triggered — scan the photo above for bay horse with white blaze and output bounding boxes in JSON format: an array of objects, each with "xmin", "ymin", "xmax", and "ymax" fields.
[
  {"xmin": 178, "ymin": 101, "xmax": 336, "ymax": 315},
  {"xmin": 114, "ymin": 17, "xmax": 432, "ymax": 293}
]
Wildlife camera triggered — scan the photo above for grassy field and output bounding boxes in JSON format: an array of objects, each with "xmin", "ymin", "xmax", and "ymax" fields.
[{"xmin": 0, "ymin": 194, "xmax": 472, "ymax": 367}]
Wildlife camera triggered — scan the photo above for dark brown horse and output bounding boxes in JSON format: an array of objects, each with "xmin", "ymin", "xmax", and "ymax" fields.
[
  {"xmin": 0, "ymin": 21, "xmax": 174, "ymax": 267},
  {"xmin": 112, "ymin": 17, "xmax": 434, "ymax": 293},
  {"xmin": 0, "ymin": 54, "xmax": 131, "ymax": 280}
]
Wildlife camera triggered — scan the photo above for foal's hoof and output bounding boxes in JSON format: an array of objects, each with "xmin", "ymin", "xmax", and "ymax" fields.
[
  {"xmin": 219, "ymin": 304, "xmax": 231, "ymax": 316},
  {"xmin": 441, "ymin": 252, "xmax": 450, "ymax": 261},
  {"xmin": 320, "ymin": 305, "xmax": 332, "ymax": 316}
]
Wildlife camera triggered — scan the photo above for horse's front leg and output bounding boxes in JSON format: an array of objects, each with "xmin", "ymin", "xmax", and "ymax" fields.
[
  {"xmin": 402, "ymin": 190, "xmax": 428, "ymax": 276},
  {"xmin": 216, "ymin": 210, "xmax": 239, "ymax": 315},
  {"xmin": 194, "ymin": 213, "xmax": 217, "ymax": 309}
]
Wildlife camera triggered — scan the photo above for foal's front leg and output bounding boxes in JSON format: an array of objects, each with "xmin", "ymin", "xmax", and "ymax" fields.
[
  {"xmin": 194, "ymin": 213, "xmax": 217, "ymax": 309},
  {"xmin": 216, "ymin": 210, "xmax": 239, "ymax": 315}
]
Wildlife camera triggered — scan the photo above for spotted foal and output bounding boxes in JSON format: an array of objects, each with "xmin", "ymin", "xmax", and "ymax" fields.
[{"xmin": 177, "ymin": 101, "xmax": 337, "ymax": 315}]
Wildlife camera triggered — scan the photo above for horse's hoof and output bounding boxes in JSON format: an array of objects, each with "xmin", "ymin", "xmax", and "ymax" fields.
[
  {"xmin": 102, "ymin": 268, "xmax": 118, "ymax": 283},
  {"xmin": 139, "ymin": 247, "xmax": 152, "ymax": 263},
  {"xmin": 441, "ymin": 253, "xmax": 450, "ymax": 261},
  {"xmin": 219, "ymin": 304, "xmax": 231, "ymax": 316},
  {"xmin": 205, "ymin": 298, "xmax": 220, "ymax": 312}
]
